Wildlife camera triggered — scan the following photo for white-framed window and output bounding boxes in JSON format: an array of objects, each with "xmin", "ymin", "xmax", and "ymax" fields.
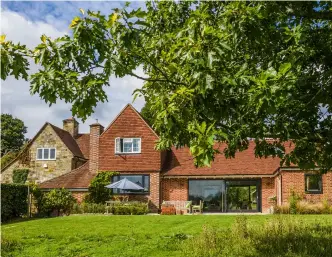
[
  {"xmin": 115, "ymin": 138, "xmax": 141, "ymax": 154},
  {"xmin": 36, "ymin": 148, "xmax": 56, "ymax": 160}
]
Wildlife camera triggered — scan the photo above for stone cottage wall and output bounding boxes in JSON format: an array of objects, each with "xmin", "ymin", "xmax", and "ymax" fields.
[{"xmin": 1, "ymin": 124, "xmax": 75, "ymax": 183}]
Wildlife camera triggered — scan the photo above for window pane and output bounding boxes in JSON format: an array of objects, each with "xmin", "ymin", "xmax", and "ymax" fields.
[
  {"xmin": 306, "ymin": 175, "xmax": 322, "ymax": 191},
  {"xmin": 112, "ymin": 175, "xmax": 150, "ymax": 194},
  {"xmin": 123, "ymin": 142, "xmax": 133, "ymax": 153},
  {"xmin": 50, "ymin": 148, "xmax": 56, "ymax": 159},
  {"xmin": 133, "ymin": 139, "xmax": 140, "ymax": 152},
  {"xmin": 37, "ymin": 149, "xmax": 43, "ymax": 159},
  {"xmin": 44, "ymin": 149, "xmax": 49, "ymax": 159},
  {"xmin": 144, "ymin": 175, "xmax": 149, "ymax": 192},
  {"xmin": 115, "ymin": 138, "xmax": 120, "ymax": 153}
]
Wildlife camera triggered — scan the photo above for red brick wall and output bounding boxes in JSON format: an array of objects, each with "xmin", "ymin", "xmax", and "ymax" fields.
[
  {"xmin": 281, "ymin": 171, "xmax": 332, "ymax": 204},
  {"xmin": 99, "ymin": 105, "xmax": 161, "ymax": 171},
  {"xmin": 161, "ymin": 178, "xmax": 188, "ymax": 201},
  {"xmin": 261, "ymin": 177, "xmax": 276, "ymax": 213},
  {"xmin": 89, "ymin": 124, "xmax": 104, "ymax": 174},
  {"xmin": 72, "ymin": 191, "xmax": 87, "ymax": 203}
]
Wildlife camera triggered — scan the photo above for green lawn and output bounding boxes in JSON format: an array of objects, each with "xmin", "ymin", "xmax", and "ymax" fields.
[{"xmin": 2, "ymin": 214, "xmax": 332, "ymax": 257}]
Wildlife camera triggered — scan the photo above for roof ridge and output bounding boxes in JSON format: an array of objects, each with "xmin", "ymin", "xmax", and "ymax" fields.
[
  {"xmin": 49, "ymin": 123, "xmax": 85, "ymax": 158},
  {"xmin": 1, "ymin": 122, "xmax": 50, "ymax": 172},
  {"xmin": 101, "ymin": 103, "xmax": 159, "ymax": 138}
]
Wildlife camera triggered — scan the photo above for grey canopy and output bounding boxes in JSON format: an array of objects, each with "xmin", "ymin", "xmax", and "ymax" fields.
[{"xmin": 105, "ymin": 178, "xmax": 144, "ymax": 190}]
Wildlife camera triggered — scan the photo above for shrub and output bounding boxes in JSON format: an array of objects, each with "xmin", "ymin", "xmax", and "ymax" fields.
[
  {"xmin": 274, "ymin": 200, "xmax": 332, "ymax": 215},
  {"xmin": 289, "ymin": 190, "xmax": 301, "ymax": 214},
  {"xmin": 28, "ymin": 182, "xmax": 44, "ymax": 215},
  {"xmin": 84, "ymin": 171, "xmax": 118, "ymax": 204},
  {"xmin": 106, "ymin": 202, "xmax": 148, "ymax": 215},
  {"xmin": 71, "ymin": 202, "xmax": 106, "ymax": 214},
  {"xmin": 12, "ymin": 168, "xmax": 29, "ymax": 184},
  {"xmin": 42, "ymin": 188, "xmax": 76, "ymax": 216},
  {"xmin": 1, "ymin": 184, "xmax": 28, "ymax": 222},
  {"xmin": 274, "ymin": 204, "xmax": 290, "ymax": 214}
]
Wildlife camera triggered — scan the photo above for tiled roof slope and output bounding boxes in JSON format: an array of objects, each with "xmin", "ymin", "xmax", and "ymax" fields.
[
  {"xmin": 39, "ymin": 162, "xmax": 94, "ymax": 189},
  {"xmin": 75, "ymin": 133, "xmax": 90, "ymax": 159},
  {"xmin": 162, "ymin": 142, "xmax": 293, "ymax": 176},
  {"xmin": 49, "ymin": 124, "xmax": 85, "ymax": 159}
]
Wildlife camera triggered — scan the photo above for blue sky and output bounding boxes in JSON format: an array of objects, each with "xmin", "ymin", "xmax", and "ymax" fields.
[
  {"xmin": 1, "ymin": 1, "xmax": 146, "ymax": 138},
  {"xmin": 2, "ymin": 1, "xmax": 145, "ymax": 30}
]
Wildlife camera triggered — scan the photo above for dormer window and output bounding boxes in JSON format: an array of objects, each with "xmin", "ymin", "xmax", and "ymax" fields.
[
  {"xmin": 115, "ymin": 138, "xmax": 141, "ymax": 154},
  {"xmin": 37, "ymin": 148, "xmax": 56, "ymax": 160}
]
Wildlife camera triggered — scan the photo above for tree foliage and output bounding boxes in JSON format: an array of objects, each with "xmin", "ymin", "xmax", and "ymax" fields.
[
  {"xmin": 1, "ymin": 151, "xmax": 18, "ymax": 169},
  {"xmin": 12, "ymin": 168, "xmax": 30, "ymax": 184},
  {"xmin": 140, "ymin": 101, "xmax": 155, "ymax": 127},
  {"xmin": 85, "ymin": 171, "xmax": 118, "ymax": 204},
  {"xmin": 1, "ymin": 1, "xmax": 332, "ymax": 171},
  {"xmin": 1, "ymin": 114, "xmax": 27, "ymax": 157}
]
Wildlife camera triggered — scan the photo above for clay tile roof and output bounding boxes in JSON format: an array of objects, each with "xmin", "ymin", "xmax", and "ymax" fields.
[
  {"xmin": 49, "ymin": 124, "xmax": 85, "ymax": 159},
  {"xmin": 39, "ymin": 162, "xmax": 94, "ymax": 189},
  {"xmin": 162, "ymin": 142, "xmax": 293, "ymax": 176},
  {"xmin": 75, "ymin": 133, "xmax": 90, "ymax": 159}
]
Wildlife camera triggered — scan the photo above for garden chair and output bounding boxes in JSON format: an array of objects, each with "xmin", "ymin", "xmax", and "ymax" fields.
[{"xmin": 192, "ymin": 200, "xmax": 204, "ymax": 214}]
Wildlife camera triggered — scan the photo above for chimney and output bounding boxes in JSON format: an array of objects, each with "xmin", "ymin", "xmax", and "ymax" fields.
[
  {"xmin": 63, "ymin": 117, "xmax": 79, "ymax": 138},
  {"xmin": 89, "ymin": 122, "xmax": 104, "ymax": 174}
]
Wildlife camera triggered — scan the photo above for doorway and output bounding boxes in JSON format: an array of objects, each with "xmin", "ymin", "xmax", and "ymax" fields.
[{"xmin": 226, "ymin": 180, "xmax": 261, "ymax": 212}]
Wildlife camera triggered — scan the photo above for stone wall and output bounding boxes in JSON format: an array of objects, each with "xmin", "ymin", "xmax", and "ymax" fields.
[{"xmin": 1, "ymin": 124, "xmax": 75, "ymax": 183}]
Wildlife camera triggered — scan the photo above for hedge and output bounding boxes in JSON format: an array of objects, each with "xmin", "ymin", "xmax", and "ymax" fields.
[
  {"xmin": 12, "ymin": 169, "xmax": 30, "ymax": 184},
  {"xmin": 1, "ymin": 184, "xmax": 28, "ymax": 222},
  {"xmin": 106, "ymin": 202, "xmax": 148, "ymax": 215}
]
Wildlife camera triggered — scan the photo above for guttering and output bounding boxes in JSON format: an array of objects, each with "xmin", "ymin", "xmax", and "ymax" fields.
[
  {"xmin": 162, "ymin": 174, "xmax": 277, "ymax": 179},
  {"xmin": 279, "ymin": 167, "xmax": 321, "ymax": 171}
]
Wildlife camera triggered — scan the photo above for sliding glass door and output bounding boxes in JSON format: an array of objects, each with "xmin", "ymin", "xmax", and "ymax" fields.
[
  {"xmin": 188, "ymin": 179, "xmax": 261, "ymax": 213},
  {"xmin": 188, "ymin": 180, "xmax": 226, "ymax": 212},
  {"xmin": 226, "ymin": 180, "xmax": 261, "ymax": 212}
]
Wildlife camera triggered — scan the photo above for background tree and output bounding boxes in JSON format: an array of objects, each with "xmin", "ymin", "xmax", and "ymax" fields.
[
  {"xmin": 1, "ymin": 1, "xmax": 332, "ymax": 171},
  {"xmin": 1, "ymin": 114, "xmax": 27, "ymax": 157},
  {"xmin": 140, "ymin": 100, "xmax": 155, "ymax": 127}
]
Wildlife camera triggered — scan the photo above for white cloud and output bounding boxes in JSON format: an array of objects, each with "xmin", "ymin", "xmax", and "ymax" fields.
[{"xmin": 1, "ymin": 10, "xmax": 145, "ymax": 138}]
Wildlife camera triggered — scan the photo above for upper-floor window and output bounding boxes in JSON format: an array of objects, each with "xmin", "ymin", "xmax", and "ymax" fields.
[
  {"xmin": 37, "ymin": 148, "xmax": 56, "ymax": 160},
  {"xmin": 115, "ymin": 138, "xmax": 141, "ymax": 154},
  {"xmin": 305, "ymin": 174, "xmax": 322, "ymax": 194}
]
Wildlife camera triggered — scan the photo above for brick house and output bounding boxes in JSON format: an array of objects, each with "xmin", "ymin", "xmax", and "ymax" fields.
[{"xmin": 3, "ymin": 104, "xmax": 331, "ymax": 213}]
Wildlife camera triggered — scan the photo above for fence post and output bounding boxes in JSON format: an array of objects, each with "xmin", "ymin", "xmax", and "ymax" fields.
[{"xmin": 27, "ymin": 184, "xmax": 30, "ymax": 218}]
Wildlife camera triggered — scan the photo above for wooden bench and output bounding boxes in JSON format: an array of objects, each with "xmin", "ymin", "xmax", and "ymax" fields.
[{"xmin": 162, "ymin": 200, "xmax": 192, "ymax": 214}]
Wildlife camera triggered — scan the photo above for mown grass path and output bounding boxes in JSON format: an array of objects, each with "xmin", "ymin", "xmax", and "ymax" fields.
[{"xmin": 2, "ymin": 215, "xmax": 332, "ymax": 257}]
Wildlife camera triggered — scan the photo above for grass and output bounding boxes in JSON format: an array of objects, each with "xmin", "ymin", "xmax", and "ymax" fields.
[{"xmin": 2, "ymin": 214, "xmax": 332, "ymax": 257}]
